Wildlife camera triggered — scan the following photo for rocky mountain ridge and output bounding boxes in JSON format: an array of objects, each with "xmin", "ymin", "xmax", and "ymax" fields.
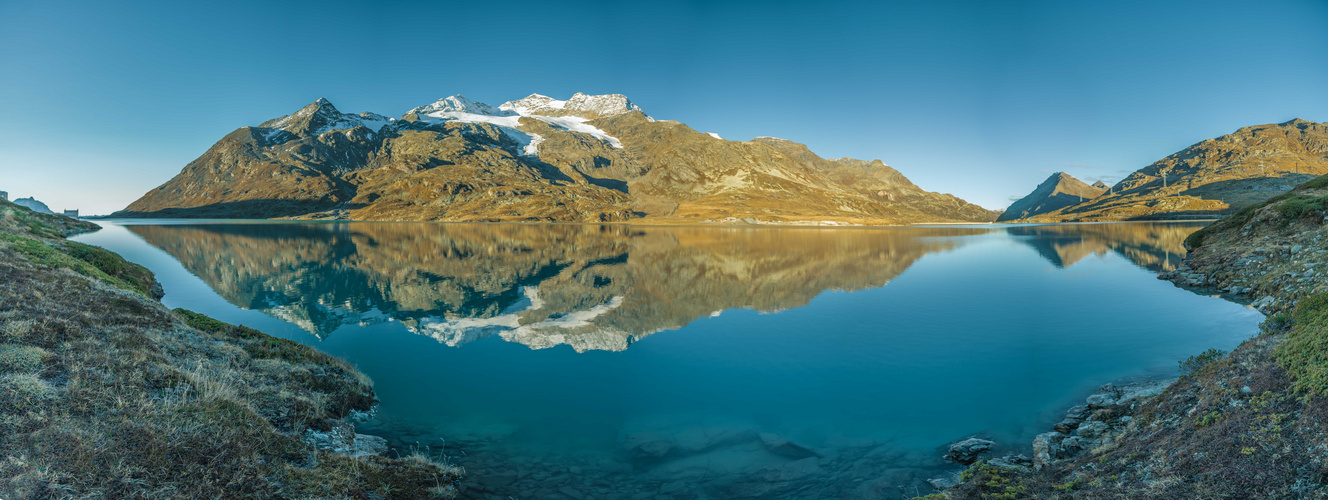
[
  {"xmin": 116, "ymin": 93, "xmax": 997, "ymax": 224},
  {"xmin": 1027, "ymin": 119, "xmax": 1328, "ymax": 221}
]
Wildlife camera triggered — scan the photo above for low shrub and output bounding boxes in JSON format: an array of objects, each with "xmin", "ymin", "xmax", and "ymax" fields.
[
  {"xmin": 1179, "ymin": 348, "xmax": 1228, "ymax": 376},
  {"xmin": 1274, "ymin": 292, "xmax": 1328, "ymax": 398}
]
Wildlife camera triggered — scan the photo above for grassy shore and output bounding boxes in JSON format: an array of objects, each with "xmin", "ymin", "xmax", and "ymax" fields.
[{"xmin": 0, "ymin": 198, "xmax": 461, "ymax": 499}]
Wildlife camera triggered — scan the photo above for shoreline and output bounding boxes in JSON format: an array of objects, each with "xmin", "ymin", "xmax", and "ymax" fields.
[
  {"xmin": 84, "ymin": 216, "xmax": 1217, "ymax": 231},
  {"xmin": 935, "ymin": 183, "xmax": 1328, "ymax": 498}
]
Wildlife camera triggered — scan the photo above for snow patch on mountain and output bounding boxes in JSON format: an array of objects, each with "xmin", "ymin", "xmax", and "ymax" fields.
[
  {"xmin": 528, "ymin": 115, "xmax": 624, "ymax": 148},
  {"xmin": 345, "ymin": 112, "xmax": 395, "ymax": 133},
  {"xmin": 707, "ymin": 132, "xmax": 724, "ymax": 140},
  {"xmin": 413, "ymin": 94, "xmax": 628, "ymax": 153},
  {"xmin": 411, "ymin": 95, "xmax": 543, "ymax": 155},
  {"xmin": 407, "ymin": 288, "xmax": 623, "ymax": 349}
]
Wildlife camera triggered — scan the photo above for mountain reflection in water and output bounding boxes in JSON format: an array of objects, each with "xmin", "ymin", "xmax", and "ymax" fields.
[
  {"xmin": 78, "ymin": 220, "xmax": 1264, "ymax": 499},
  {"xmin": 1004, "ymin": 223, "xmax": 1192, "ymax": 271},
  {"xmin": 129, "ymin": 223, "xmax": 976, "ymax": 350},
  {"xmin": 129, "ymin": 222, "xmax": 1194, "ymax": 352}
]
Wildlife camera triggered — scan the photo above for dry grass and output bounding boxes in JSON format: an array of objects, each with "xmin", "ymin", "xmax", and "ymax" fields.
[{"xmin": 0, "ymin": 204, "xmax": 460, "ymax": 498}]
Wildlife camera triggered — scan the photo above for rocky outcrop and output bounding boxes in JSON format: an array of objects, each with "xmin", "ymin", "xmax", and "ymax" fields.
[
  {"xmin": 944, "ymin": 438, "xmax": 994, "ymax": 465},
  {"xmin": 1027, "ymin": 380, "xmax": 1174, "ymax": 470},
  {"xmin": 1161, "ymin": 176, "xmax": 1328, "ymax": 313},
  {"xmin": 998, "ymin": 172, "xmax": 1107, "ymax": 221},
  {"xmin": 116, "ymin": 94, "xmax": 997, "ymax": 225}
]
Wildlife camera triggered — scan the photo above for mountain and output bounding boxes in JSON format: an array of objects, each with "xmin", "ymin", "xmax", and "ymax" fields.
[
  {"xmin": 998, "ymin": 172, "xmax": 1107, "ymax": 221},
  {"xmin": 13, "ymin": 197, "xmax": 54, "ymax": 214},
  {"xmin": 1031, "ymin": 119, "xmax": 1328, "ymax": 221},
  {"xmin": 116, "ymin": 93, "xmax": 997, "ymax": 225}
]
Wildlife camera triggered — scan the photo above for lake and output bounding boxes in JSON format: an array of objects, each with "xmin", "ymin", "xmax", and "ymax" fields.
[{"xmin": 73, "ymin": 221, "xmax": 1262, "ymax": 499}]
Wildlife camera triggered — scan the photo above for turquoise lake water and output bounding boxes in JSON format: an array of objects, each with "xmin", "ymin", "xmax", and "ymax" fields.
[{"xmin": 73, "ymin": 221, "xmax": 1262, "ymax": 499}]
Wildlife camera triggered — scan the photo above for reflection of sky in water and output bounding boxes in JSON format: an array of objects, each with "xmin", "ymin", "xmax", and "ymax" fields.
[{"xmin": 75, "ymin": 221, "xmax": 1262, "ymax": 498}]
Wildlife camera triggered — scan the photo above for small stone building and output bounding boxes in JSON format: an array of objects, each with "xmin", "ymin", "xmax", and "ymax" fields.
[
  {"xmin": 0, "ymin": 190, "xmax": 7, "ymax": 201},
  {"xmin": 63, "ymin": 209, "xmax": 79, "ymax": 218}
]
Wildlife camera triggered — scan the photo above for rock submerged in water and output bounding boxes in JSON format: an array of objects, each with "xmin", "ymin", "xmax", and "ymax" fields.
[
  {"xmin": 759, "ymin": 432, "xmax": 820, "ymax": 459},
  {"xmin": 945, "ymin": 437, "xmax": 994, "ymax": 465},
  {"xmin": 928, "ymin": 470, "xmax": 962, "ymax": 489},
  {"xmin": 620, "ymin": 427, "xmax": 759, "ymax": 462}
]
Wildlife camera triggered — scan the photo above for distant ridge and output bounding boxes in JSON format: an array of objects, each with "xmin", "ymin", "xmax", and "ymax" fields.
[
  {"xmin": 999, "ymin": 172, "xmax": 1106, "ymax": 221},
  {"xmin": 13, "ymin": 197, "xmax": 54, "ymax": 214}
]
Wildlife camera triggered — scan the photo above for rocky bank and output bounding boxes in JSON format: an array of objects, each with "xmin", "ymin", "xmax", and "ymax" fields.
[{"xmin": 932, "ymin": 174, "xmax": 1328, "ymax": 499}]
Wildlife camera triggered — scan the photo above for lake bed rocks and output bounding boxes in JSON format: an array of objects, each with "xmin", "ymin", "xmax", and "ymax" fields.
[
  {"xmin": 364, "ymin": 420, "xmax": 953, "ymax": 499},
  {"xmin": 759, "ymin": 432, "xmax": 820, "ymax": 459}
]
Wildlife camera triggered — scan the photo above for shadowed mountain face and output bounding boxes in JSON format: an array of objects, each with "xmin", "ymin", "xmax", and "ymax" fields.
[
  {"xmin": 116, "ymin": 94, "xmax": 997, "ymax": 224},
  {"xmin": 999, "ymin": 172, "xmax": 1107, "ymax": 221},
  {"xmin": 128, "ymin": 223, "xmax": 987, "ymax": 351},
  {"xmin": 1004, "ymin": 222, "xmax": 1203, "ymax": 271},
  {"xmin": 1033, "ymin": 119, "xmax": 1328, "ymax": 221}
]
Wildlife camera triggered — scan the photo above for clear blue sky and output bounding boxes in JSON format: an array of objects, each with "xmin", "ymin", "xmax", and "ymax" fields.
[{"xmin": 2, "ymin": 0, "xmax": 1326, "ymax": 214}]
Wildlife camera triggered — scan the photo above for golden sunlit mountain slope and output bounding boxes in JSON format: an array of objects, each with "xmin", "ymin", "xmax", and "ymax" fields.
[{"xmin": 116, "ymin": 94, "xmax": 997, "ymax": 225}]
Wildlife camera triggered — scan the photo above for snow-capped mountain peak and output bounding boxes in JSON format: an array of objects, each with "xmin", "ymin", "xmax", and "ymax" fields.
[
  {"xmin": 498, "ymin": 93, "xmax": 567, "ymax": 115},
  {"xmin": 260, "ymin": 98, "xmax": 395, "ymax": 137},
  {"xmin": 564, "ymin": 92, "xmax": 642, "ymax": 117},
  {"xmin": 498, "ymin": 92, "xmax": 645, "ymax": 119},
  {"xmin": 411, "ymin": 94, "xmax": 514, "ymax": 117}
]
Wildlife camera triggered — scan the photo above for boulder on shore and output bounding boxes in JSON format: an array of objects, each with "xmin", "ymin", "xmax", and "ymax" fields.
[{"xmin": 945, "ymin": 437, "xmax": 994, "ymax": 464}]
